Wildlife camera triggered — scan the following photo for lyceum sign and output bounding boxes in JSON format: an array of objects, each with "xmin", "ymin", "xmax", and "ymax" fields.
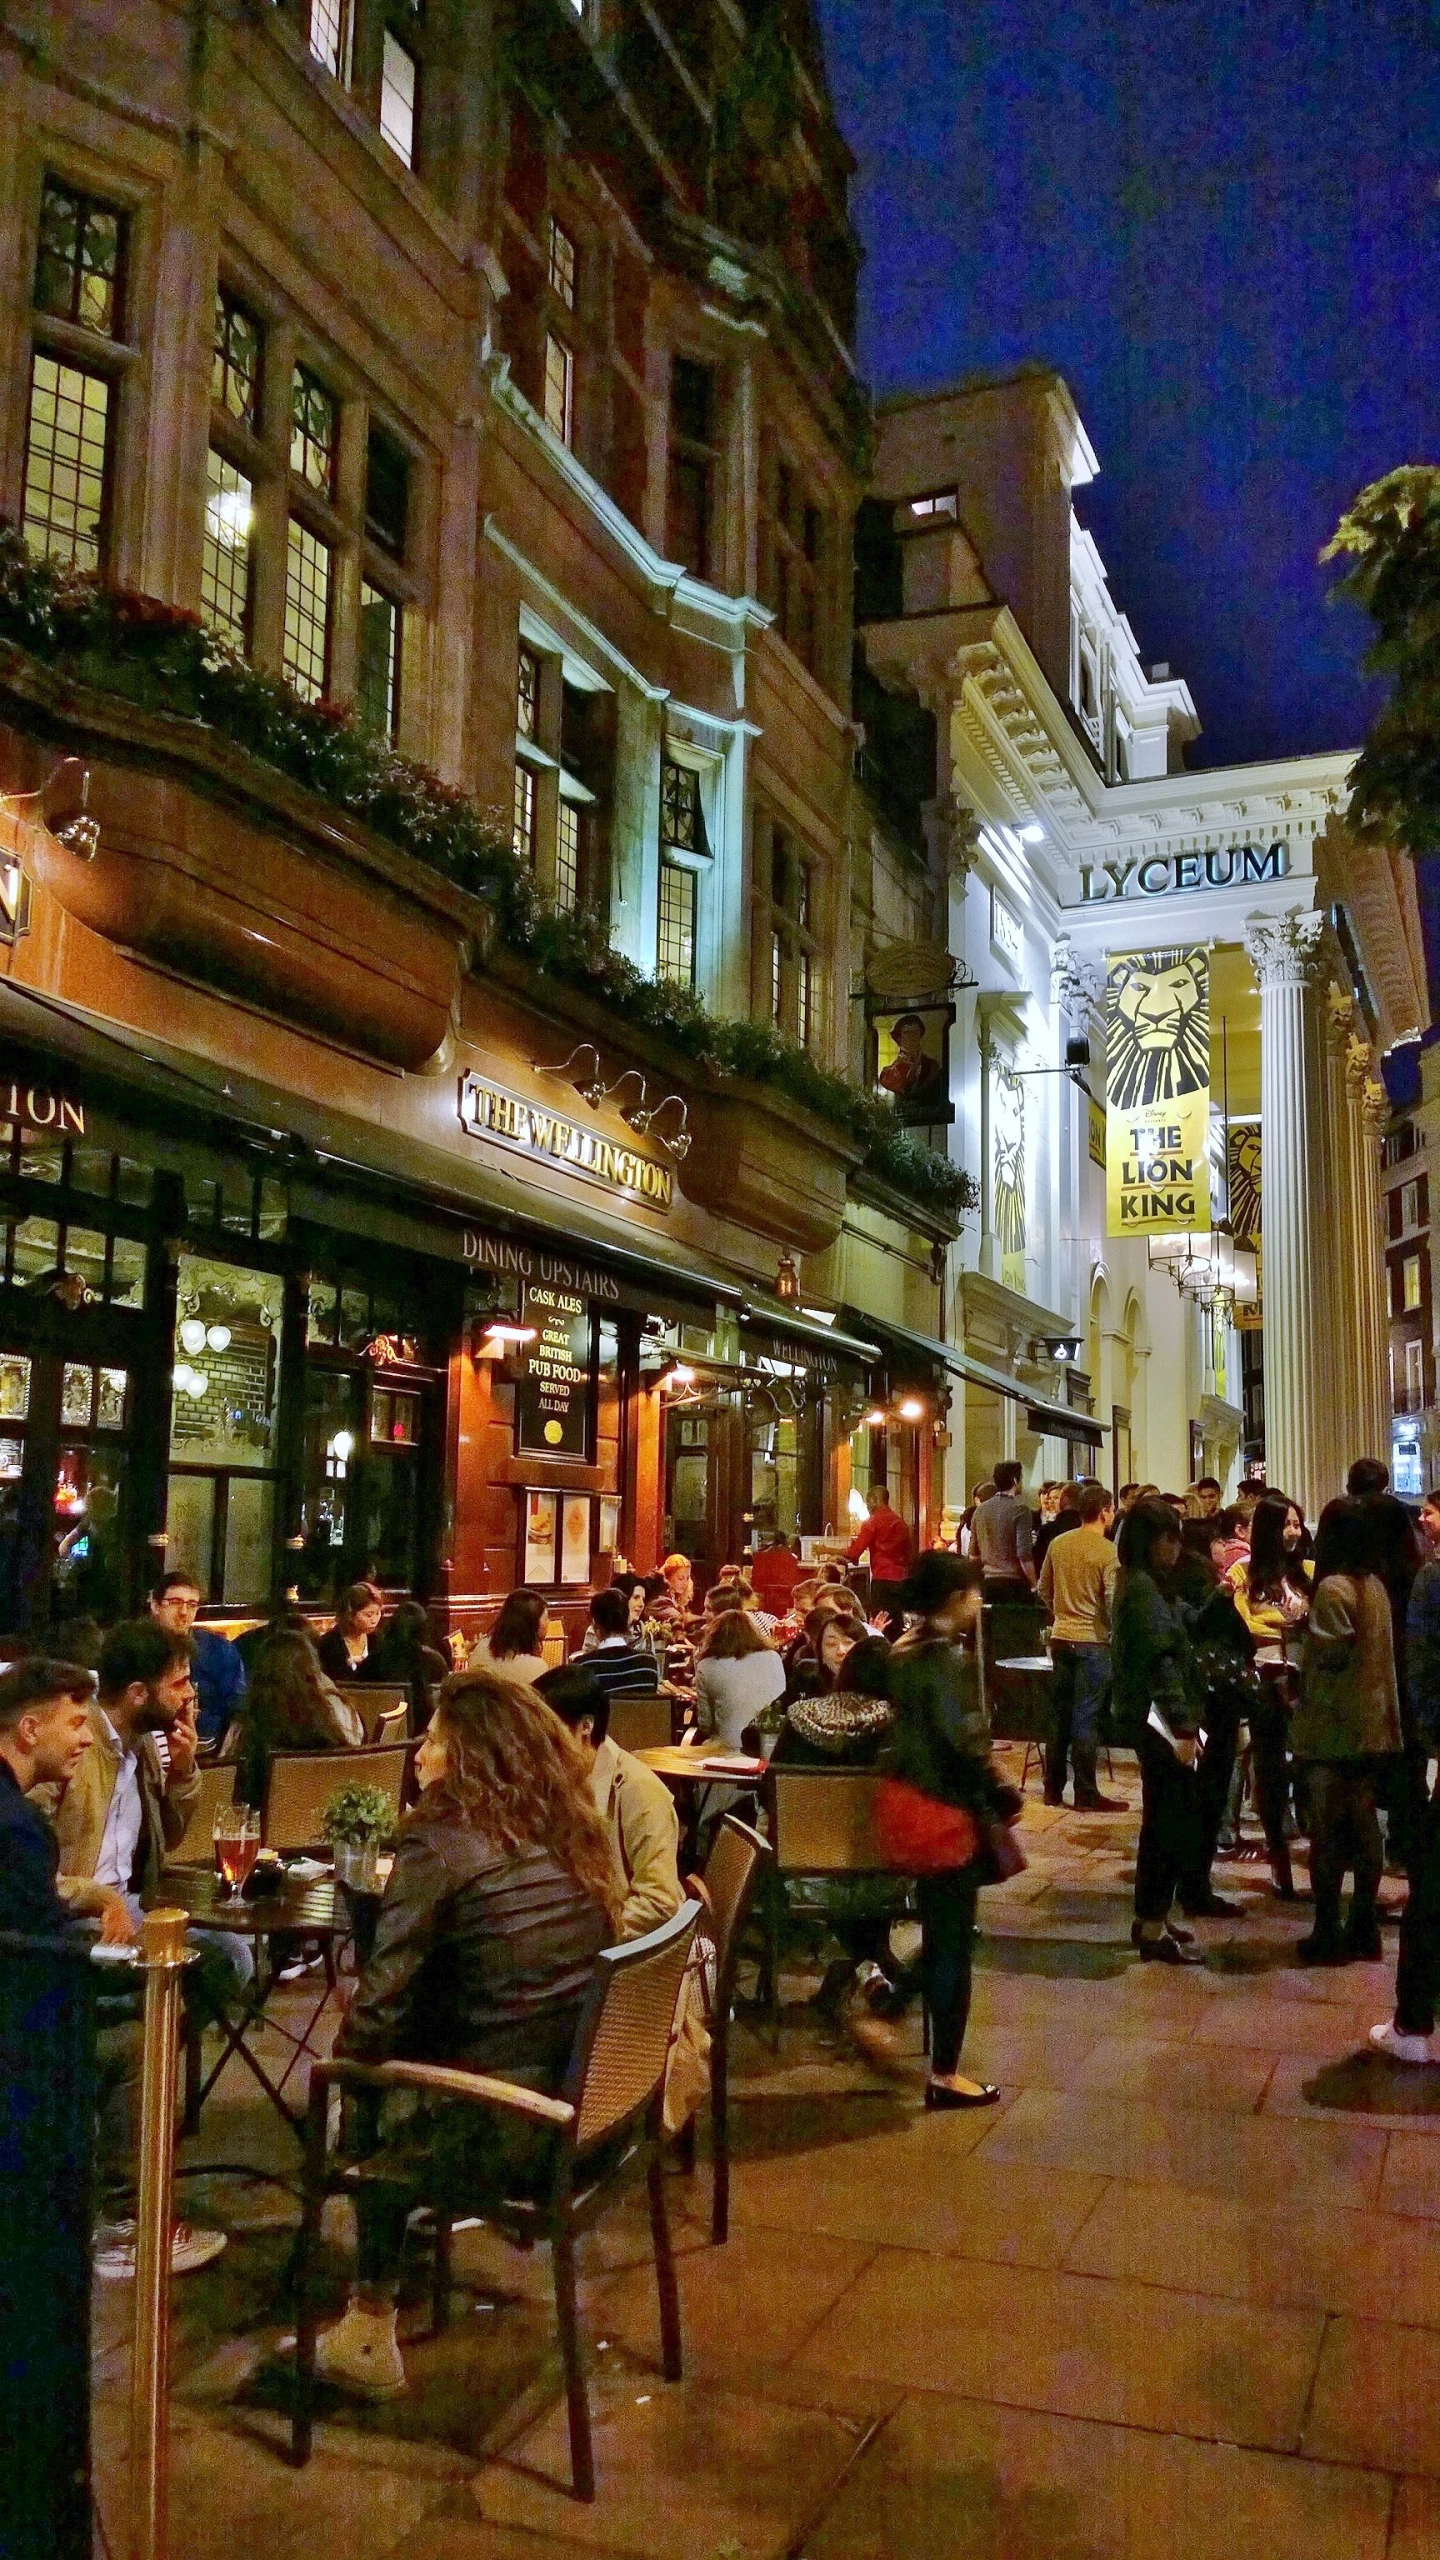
[{"xmin": 1078, "ymin": 843, "xmax": 1289, "ymax": 904}]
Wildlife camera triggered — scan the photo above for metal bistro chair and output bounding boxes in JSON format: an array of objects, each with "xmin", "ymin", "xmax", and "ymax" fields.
[
  {"xmin": 263, "ymin": 1744, "xmax": 409, "ymax": 1852},
  {"xmin": 759, "ymin": 1767, "xmax": 889, "ymax": 2045},
  {"xmin": 684, "ymin": 1815, "xmax": 772, "ymax": 2243},
  {"xmin": 291, "ymin": 1898, "xmax": 702, "ymax": 2500}
]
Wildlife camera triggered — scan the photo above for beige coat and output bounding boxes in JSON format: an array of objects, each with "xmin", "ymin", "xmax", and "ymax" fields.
[
  {"xmin": 591, "ymin": 1736, "xmax": 683, "ymax": 1940},
  {"xmin": 1293, "ymin": 1573, "xmax": 1402, "ymax": 1762},
  {"xmin": 41, "ymin": 1706, "xmax": 198, "ymax": 1908}
]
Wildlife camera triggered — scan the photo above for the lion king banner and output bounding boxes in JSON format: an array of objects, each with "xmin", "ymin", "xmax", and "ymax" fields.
[{"xmin": 1105, "ymin": 946, "xmax": 1211, "ymax": 1238}]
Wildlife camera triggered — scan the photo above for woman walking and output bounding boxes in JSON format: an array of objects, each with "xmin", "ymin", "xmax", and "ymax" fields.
[
  {"xmin": 1291, "ymin": 1498, "xmax": 1401, "ymax": 1964},
  {"xmin": 1113, "ymin": 1499, "xmax": 1205, "ymax": 1963},
  {"xmin": 872, "ymin": 1552, "xmax": 1022, "ymax": 2108}
]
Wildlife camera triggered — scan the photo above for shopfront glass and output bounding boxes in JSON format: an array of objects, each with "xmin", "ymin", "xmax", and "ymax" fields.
[
  {"xmin": 165, "ymin": 1253, "xmax": 284, "ymax": 1607},
  {"xmin": 298, "ymin": 1254, "xmax": 446, "ymax": 1597}
]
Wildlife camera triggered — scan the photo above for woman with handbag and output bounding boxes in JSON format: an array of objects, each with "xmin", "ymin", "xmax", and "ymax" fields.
[
  {"xmin": 1224, "ymin": 1495, "xmax": 1312, "ymax": 1897},
  {"xmin": 869, "ymin": 1552, "xmax": 1024, "ymax": 2110},
  {"xmin": 1114, "ymin": 1499, "xmax": 1206, "ymax": 1964}
]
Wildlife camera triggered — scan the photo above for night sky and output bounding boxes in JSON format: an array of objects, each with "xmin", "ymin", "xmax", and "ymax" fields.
[{"xmin": 815, "ymin": 0, "xmax": 1440, "ymax": 778}]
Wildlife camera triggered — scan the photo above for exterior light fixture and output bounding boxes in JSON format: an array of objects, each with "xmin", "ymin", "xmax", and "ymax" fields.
[
  {"xmin": 205, "ymin": 1324, "xmax": 232, "ymax": 1353},
  {"xmin": 1020, "ymin": 823, "xmax": 1045, "ymax": 845},
  {"xmin": 774, "ymin": 1253, "xmax": 800, "ymax": 1303},
  {"xmin": 898, "ymin": 1395, "xmax": 925, "ymax": 1422},
  {"xmin": 533, "ymin": 1042, "xmax": 608, "ymax": 1108},
  {"xmin": 659, "ymin": 1361, "xmax": 696, "ymax": 1392},
  {"xmin": 861, "ymin": 1406, "xmax": 886, "ymax": 1430},
  {"xmin": 330, "ymin": 1429, "xmax": 354, "ymax": 1463},
  {"xmin": 476, "ymin": 1319, "xmax": 538, "ymax": 1358},
  {"xmin": 1044, "ymin": 1337, "xmax": 1083, "ymax": 1364},
  {"xmin": 178, "ymin": 1319, "xmax": 208, "ymax": 1356}
]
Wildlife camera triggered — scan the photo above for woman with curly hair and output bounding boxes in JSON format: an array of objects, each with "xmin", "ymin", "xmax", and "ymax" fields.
[{"xmin": 314, "ymin": 1668, "xmax": 622, "ymax": 2400}]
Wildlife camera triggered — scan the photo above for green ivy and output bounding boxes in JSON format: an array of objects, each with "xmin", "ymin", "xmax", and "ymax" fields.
[{"xmin": 0, "ymin": 534, "xmax": 975, "ymax": 1222}]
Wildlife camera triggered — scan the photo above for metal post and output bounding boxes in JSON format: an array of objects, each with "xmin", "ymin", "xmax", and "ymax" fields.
[{"xmin": 128, "ymin": 1908, "xmax": 190, "ymax": 2560}]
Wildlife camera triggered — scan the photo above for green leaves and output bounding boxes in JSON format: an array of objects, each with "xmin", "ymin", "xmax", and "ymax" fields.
[{"xmin": 1323, "ymin": 467, "xmax": 1440, "ymax": 859}]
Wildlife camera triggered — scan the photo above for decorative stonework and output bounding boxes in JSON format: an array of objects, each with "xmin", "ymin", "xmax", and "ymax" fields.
[{"xmin": 1243, "ymin": 908, "xmax": 1329, "ymax": 990}]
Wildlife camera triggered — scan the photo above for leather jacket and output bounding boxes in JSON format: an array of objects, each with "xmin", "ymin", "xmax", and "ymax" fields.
[{"xmin": 338, "ymin": 1809, "xmax": 609, "ymax": 2085}]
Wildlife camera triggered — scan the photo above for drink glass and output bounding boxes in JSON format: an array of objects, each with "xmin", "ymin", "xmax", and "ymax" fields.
[{"xmin": 214, "ymin": 1803, "xmax": 260, "ymax": 1906}]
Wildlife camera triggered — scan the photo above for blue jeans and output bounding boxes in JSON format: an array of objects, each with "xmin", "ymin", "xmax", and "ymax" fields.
[{"xmin": 1046, "ymin": 1643, "xmax": 1111, "ymax": 1799}]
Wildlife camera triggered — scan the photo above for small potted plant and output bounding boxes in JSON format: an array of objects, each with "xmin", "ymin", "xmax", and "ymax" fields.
[{"xmin": 320, "ymin": 1782, "xmax": 395, "ymax": 1893}]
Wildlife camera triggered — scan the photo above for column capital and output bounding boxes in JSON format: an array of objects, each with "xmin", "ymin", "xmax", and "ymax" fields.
[{"xmin": 1243, "ymin": 906, "xmax": 1329, "ymax": 990}]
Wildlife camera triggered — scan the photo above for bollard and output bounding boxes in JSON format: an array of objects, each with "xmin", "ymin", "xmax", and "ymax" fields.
[{"xmin": 128, "ymin": 1908, "xmax": 191, "ymax": 2560}]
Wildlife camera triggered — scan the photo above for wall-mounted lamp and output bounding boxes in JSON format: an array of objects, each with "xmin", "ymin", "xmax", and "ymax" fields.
[
  {"xmin": 533, "ymin": 1042, "xmax": 608, "ymax": 1108},
  {"xmin": 861, "ymin": 1406, "xmax": 887, "ymax": 1431},
  {"xmin": 774, "ymin": 1252, "xmax": 800, "ymax": 1303},
  {"xmin": 897, "ymin": 1395, "xmax": 926, "ymax": 1422},
  {"xmin": 1043, "ymin": 1336, "xmax": 1083, "ymax": 1365},
  {"xmin": 625, "ymin": 1091, "xmax": 691, "ymax": 1159},
  {"xmin": 658, "ymin": 1361, "xmax": 696, "ymax": 1393},
  {"xmin": 475, "ymin": 1319, "xmax": 538, "ymax": 1359}
]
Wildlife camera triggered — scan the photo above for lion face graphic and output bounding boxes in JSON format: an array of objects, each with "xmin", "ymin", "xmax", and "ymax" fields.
[{"xmin": 1106, "ymin": 948, "xmax": 1210, "ymax": 1112}]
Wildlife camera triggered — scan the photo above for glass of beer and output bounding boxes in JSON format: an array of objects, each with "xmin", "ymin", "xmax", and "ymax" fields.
[{"xmin": 214, "ymin": 1803, "xmax": 260, "ymax": 1905}]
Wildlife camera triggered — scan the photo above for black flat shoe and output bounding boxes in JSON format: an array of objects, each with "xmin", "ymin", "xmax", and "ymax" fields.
[
  {"xmin": 1131, "ymin": 1918, "xmax": 1195, "ymax": 1947},
  {"xmin": 925, "ymin": 2078, "xmax": 1001, "ymax": 2110},
  {"xmin": 1136, "ymin": 1931, "xmax": 1205, "ymax": 1965}
]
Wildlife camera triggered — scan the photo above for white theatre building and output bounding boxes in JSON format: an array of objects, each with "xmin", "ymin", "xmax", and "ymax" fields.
[{"xmin": 859, "ymin": 368, "xmax": 1429, "ymax": 1526}]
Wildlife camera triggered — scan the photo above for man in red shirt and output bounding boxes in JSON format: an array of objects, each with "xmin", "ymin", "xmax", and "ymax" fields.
[
  {"xmin": 749, "ymin": 1534, "xmax": 803, "ymax": 1616},
  {"xmin": 845, "ymin": 1486, "xmax": 914, "ymax": 1632}
]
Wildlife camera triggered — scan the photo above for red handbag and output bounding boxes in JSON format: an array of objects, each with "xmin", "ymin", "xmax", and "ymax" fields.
[{"xmin": 873, "ymin": 1776, "xmax": 980, "ymax": 1874}]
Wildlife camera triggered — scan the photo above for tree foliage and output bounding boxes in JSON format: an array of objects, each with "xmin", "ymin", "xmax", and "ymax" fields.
[{"xmin": 1323, "ymin": 467, "xmax": 1440, "ymax": 860}]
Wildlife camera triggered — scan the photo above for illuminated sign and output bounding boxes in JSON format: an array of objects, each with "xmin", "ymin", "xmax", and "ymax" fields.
[
  {"xmin": 516, "ymin": 1283, "xmax": 592, "ymax": 1457},
  {"xmin": 1078, "ymin": 843, "xmax": 1289, "ymax": 904},
  {"xmin": 462, "ymin": 1227, "xmax": 622, "ymax": 1304},
  {"xmin": 457, "ymin": 1074, "xmax": 674, "ymax": 1209},
  {"xmin": 0, "ymin": 1078, "xmax": 83, "ymax": 1136}
]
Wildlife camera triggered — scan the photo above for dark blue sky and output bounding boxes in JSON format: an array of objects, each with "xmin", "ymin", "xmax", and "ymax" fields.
[{"xmin": 816, "ymin": 0, "xmax": 1439, "ymax": 772}]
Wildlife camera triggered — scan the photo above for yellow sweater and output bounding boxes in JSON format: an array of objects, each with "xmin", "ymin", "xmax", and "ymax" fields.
[{"xmin": 1038, "ymin": 1526, "xmax": 1118, "ymax": 1645}]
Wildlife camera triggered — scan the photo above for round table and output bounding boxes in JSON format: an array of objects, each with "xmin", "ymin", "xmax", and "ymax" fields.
[{"xmin": 158, "ymin": 1865, "xmax": 348, "ymax": 2134}]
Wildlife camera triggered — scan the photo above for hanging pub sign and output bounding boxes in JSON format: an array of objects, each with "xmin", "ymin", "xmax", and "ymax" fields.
[
  {"xmin": 872, "ymin": 1003, "xmax": 955, "ymax": 1126},
  {"xmin": 1105, "ymin": 946, "xmax": 1211, "ymax": 1238},
  {"xmin": 516, "ymin": 1282, "xmax": 593, "ymax": 1457}
]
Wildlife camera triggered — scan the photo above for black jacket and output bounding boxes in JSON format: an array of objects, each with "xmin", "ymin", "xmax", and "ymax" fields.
[
  {"xmin": 338, "ymin": 1810, "xmax": 610, "ymax": 2086},
  {"xmin": 0, "ymin": 1760, "xmax": 71, "ymax": 1936},
  {"xmin": 882, "ymin": 1634, "xmax": 1015, "ymax": 1817},
  {"xmin": 1112, "ymin": 1567, "xmax": 1197, "ymax": 1741}
]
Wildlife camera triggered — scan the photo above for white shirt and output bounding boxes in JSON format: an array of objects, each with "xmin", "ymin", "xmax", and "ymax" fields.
[{"xmin": 93, "ymin": 1714, "xmax": 143, "ymax": 1896}]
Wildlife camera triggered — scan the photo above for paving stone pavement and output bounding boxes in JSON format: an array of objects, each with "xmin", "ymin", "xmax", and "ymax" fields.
[{"xmin": 92, "ymin": 1750, "xmax": 1440, "ymax": 2558}]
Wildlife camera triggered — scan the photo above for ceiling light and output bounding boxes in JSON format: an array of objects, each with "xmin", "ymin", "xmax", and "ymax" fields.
[
  {"xmin": 178, "ymin": 1319, "xmax": 207, "ymax": 1356},
  {"xmin": 1020, "ymin": 824, "xmax": 1045, "ymax": 845}
]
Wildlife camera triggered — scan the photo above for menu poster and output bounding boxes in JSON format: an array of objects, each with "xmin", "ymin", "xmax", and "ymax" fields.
[
  {"xmin": 516, "ymin": 1284, "xmax": 592, "ymax": 1457},
  {"xmin": 522, "ymin": 1488, "xmax": 557, "ymax": 1584},
  {"xmin": 560, "ymin": 1494, "xmax": 592, "ymax": 1585}
]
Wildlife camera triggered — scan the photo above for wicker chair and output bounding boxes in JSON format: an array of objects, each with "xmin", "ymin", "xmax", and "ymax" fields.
[
  {"xmin": 263, "ymin": 1744, "xmax": 409, "ymax": 1851},
  {"xmin": 607, "ymin": 1692, "xmax": 672, "ymax": 1753},
  {"xmin": 165, "ymin": 1758, "xmax": 237, "ymax": 1865},
  {"xmin": 759, "ymin": 1767, "xmax": 889, "ymax": 2042},
  {"xmin": 336, "ymin": 1683, "xmax": 410, "ymax": 1742},
  {"xmin": 370, "ymin": 1703, "xmax": 410, "ymax": 1746},
  {"xmin": 685, "ymin": 1815, "xmax": 771, "ymax": 2242},
  {"xmin": 291, "ymin": 1898, "xmax": 702, "ymax": 2498}
]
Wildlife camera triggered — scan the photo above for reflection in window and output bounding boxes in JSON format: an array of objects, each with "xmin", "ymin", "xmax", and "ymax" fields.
[
  {"xmin": 0, "ymin": 1437, "xmax": 22, "ymax": 1481},
  {"xmin": 97, "ymin": 1368, "xmax": 127, "ymax": 1430},
  {"xmin": 371, "ymin": 1384, "xmax": 419, "ymax": 1446},
  {"xmin": 62, "ymin": 1362, "xmax": 92, "ymax": 1428},
  {"xmin": 0, "ymin": 1356, "xmax": 31, "ymax": 1420},
  {"xmin": 52, "ymin": 1443, "xmax": 124, "ymax": 1624},
  {"xmin": 64, "ymin": 1227, "xmax": 108, "ymax": 1300},
  {"xmin": 169, "ymin": 1256, "xmax": 283, "ymax": 1464},
  {"xmin": 109, "ymin": 1235, "xmax": 146, "ymax": 1309},
  {"xmin": 11, "ymin": 1218, "xmax": 61, "ymax": 1285}
]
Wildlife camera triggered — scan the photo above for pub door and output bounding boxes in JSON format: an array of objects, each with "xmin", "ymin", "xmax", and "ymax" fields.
[{"xmin": 0, "ymin": 1333, "xmax": 141, "ymax": 1633}]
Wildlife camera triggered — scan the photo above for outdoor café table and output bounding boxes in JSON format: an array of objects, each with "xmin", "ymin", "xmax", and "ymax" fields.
[
  {"xmin": 156, "ymin": 1865, "xmax": 348, "ymax": 2137},
  {"xmin": 989, "ymin": 1652, "xmax": 1055, "ymax": 1773},
  {"xmin": 634, "ymin": 1744, "xmax": 768, "ymax": 1863}
]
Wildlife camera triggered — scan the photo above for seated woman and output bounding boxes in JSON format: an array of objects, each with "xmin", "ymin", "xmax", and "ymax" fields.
[
  {"xmin": 314, "ymin": 1668, "xmax": 622, "ymax": 2399},
  {"xmin": 369, "ymin": 1598, "xmax": 450, "ymax": 1734},
  {"xmin": 223, "ymin": 1628, "xmax": 362, "ymax": 1805},
  {"xmin": 317, "ymin": 1584, "xmax": 385, "ymax": 1684},
  {"xmin": 693, "ymin": 1606, "xmax": 786, "ymax": 1754},
  {"xmin": 468, "ymin": 1585, "xmax": 549, "ymax": 1685}
]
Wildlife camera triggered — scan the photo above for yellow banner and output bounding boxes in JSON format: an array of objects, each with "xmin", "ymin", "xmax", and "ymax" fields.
[{"xmin": 1105, "ymin": 946, "xmax": 1211, "ymax": 1238}]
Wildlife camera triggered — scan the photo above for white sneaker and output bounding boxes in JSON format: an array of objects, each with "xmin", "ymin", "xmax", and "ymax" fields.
[
  {"xmin": 94, "ymin": 2221, "xmax": 228, "ymax": 2281},
  {"xmin": 1369, "ymin": 2020, "xmax": 1438, "ymax": 2065},
  {"xmin": 314, "ymin": 2307, "xmax": 407, "ymax": 2401}
]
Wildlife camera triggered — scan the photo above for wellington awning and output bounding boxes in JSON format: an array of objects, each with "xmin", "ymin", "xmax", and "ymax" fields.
[{"xmin": 848, "ymin": 1309, "xmax": 1107, "ymax": 1442}]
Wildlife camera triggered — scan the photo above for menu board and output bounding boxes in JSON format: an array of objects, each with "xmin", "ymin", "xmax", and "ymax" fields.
[
  {"xmin": 522, "ymin": 1489, "xmax": 557, "ymax": 1583},
  {"xmin": 516, "ymin": 1284, "xmax": 592, "ymax": 1457}
]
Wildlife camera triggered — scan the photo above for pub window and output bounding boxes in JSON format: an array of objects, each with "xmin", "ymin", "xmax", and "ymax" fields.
[
  {"xmin": 201, "ymin": 449, "xmax": 253, "ymax": 650},
  {"xmin": 357, "ymin": 582, "xmax": 401, "ymax": 739},
  {"xmin": 1406, "ymin": 1336, "xmax": 1425, "ymax": 1410},
  {"xmin": 548, "ymin": 217, "xmax": 577, "ymax": 311},
  {"xmin": 667, "ymin": 356, "xmax": 717, "ymax": 579},
  {"xmin": 555, "ymin": 798, "xmax": 581, "ymax": 912},
  {"xmin": 364, "ymin": 421, "xmax": 409, "ymax": 557},
  {"xmin": 308, "ymin": 0, "xmax": 352, "ymax": 79},
  {"xmin": 658, "ymin": 860, "xmax": 697, "ymax": 987},
  {"xmin": 284, "ymin": 520, "xmax": 332, "ymax": 700},
  {"xmin": 380, "ymin": 31, "xmax": 418, "ymax": 167},
  {"xmin": 660, "ymin": 756, "xmax": 708, "ymax": 858},
  {"xmin": 290, "ymin": 365, "xmax": 339, "ymax": 497},
  {"xmin": 512, "ymin": 761, "xmax": 536, "ymax": 868},
  {"xmin": 764, "ymin": 454, "xmax": 823, "ymax": 674},
  {"xmin": 544, "ymin": 332, "xmax": 574, "ymax": 446},
  {"xmin": 34, "ymin": 177, "xmax": 127, "ymax": 336},
  {"xmin": 166, "ymin": 1254, "xmax": 284, "ymax": 1610},
  {"xmin": 517, "ymin": 645, "xmax": 540, "ymax": 740},
  {"xmin": 1402, "ymin": 1252, "xmax": 1423, "ymax": 1314},
  {"xmin": 22, "ymin": 355, "xmax": 112, "ymax": 571},
  {"xmin": 212, "ymin": 287, "xmax": 263, "ymax": 431},
  {"xmin": 765, "ymin": 826, "xmax": 819, "ymax": 1049}
]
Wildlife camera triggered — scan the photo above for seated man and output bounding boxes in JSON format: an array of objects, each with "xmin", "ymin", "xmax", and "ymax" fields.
[
  {"xmin": 580, "ymin": 1585, "xmax": 661, "ymax": 1702},
  {"xmin": 149, "ymin": 1571, "xmax": 247, "ymax": 1748},
  {"xmin": 0, "ymin": 1656, "xmax": 224, "ymax": 2278},
  {"xmin": 536, "ymin": 1663, "xmax": 682, "ymax": 1939},
  {"xmin": 46, "ymin": 1619, "xmax": 253, "ymax": 2009}
]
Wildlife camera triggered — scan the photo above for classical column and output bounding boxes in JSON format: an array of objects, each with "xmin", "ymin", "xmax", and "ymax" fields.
[
  {"xmin": 1244, "ymin": 911, "xmax": 1333, "ymax": 1523},
  {"xmin": 1345, "ymin": 1041, "xmax": 1392, "ymax": 1466},
  {"xmin": 1322, "ymin": 989, "xmax": 1365, "ymax": 1487}
]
